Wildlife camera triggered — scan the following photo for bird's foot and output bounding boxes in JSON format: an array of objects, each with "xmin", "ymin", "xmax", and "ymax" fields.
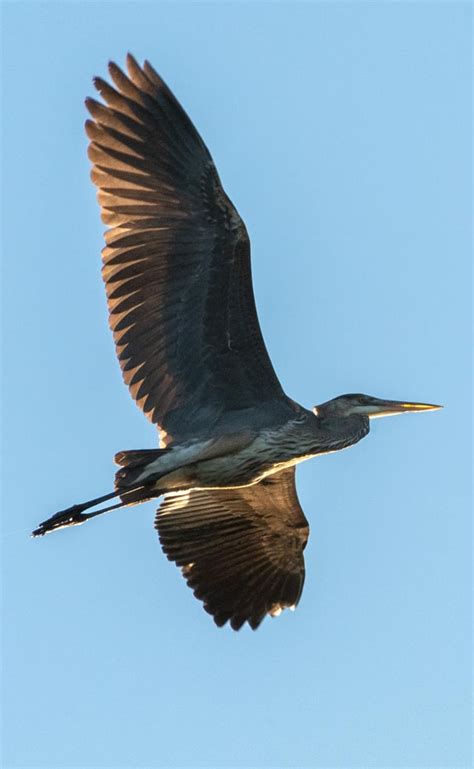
[{"xmin": 31, "ymin": 504, "xmax": 89, "ymax": 538}]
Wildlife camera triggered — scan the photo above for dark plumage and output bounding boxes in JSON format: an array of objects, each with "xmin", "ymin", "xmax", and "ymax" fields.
[
  {"xmin": 156, "ymin": 469, "xmax": 308, "ymax": 630},
  {"xmin": 33, "ymin": 55, "xmax": 441, "ymax": 631},
  {"xmin": 85, "ymin": 56, "xmax": 288, "ymax": 443}
]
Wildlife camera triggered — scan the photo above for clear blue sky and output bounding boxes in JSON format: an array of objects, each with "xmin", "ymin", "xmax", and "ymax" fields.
[{"xmin": 2, "ymin": 3, "xmax": 471, "ymax": 767}]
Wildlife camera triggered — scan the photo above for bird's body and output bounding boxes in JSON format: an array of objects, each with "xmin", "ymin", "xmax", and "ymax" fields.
[
  {"xmin": 117, "ymin": 408, "xmax": 370, "ymax": 497},
  {"xmin": 33, "ymin": 55, "xmax": 440, "ymax": 631}
]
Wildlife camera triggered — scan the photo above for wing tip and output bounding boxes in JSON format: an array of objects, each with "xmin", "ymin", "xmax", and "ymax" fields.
[
  {"xmin": 92, "ymin": 75, "xmax": 109, "ymax": 96},
  {"xmin": 206, "ymin": 599, "xmax": 299, "ymax": 632},
  {"xmin": 126, "ymin": 51, "xmax": 140, "ymax": 73}
]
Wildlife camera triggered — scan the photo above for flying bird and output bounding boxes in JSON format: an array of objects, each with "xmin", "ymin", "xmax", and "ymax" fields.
[{"xmin": 32, "ymin": 55, "xmax": 441, "ymax": 630}]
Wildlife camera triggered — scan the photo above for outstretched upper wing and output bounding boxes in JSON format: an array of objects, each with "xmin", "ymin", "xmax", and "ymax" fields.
[
  {"xmin": 155, "ymin": 468, "xmax": 309, "ymax": 630},
  {"xmin": 86, "ymin": 55, "xmax": 294, "ymax": 445}
]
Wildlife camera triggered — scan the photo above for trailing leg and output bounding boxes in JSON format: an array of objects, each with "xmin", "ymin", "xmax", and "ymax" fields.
[
  {"xmin": 32, "ymin": 447, "xmax": 174, "ymax": 537},
  {"xmin": 31, "ymin": 484, "xmax": 158, "ymax": 538}
]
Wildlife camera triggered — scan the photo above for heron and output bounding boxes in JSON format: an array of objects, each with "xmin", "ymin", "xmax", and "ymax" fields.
[{"xmin": 32, "ymin": 55, "xmax": 441, "ymax": 630}]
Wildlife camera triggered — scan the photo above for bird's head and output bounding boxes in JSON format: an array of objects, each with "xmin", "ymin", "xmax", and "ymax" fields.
[{"xmin": 314, "ymin": 393, "xmax": 442, "ymax": 420}]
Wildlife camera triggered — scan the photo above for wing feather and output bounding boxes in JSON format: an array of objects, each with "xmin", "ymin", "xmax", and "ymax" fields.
[
  {"xmin": 155, "ymin": 468, "xmax": 309, "ymax": 630},
  {"xmin": 86, "ymin": 55, "xmax": 295, "ymax": 445}
]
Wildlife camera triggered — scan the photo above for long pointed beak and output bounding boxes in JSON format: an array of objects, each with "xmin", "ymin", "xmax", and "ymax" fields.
[{"xmin": 367, "ymin": 400, "xmax": 443, "ymax": 419}]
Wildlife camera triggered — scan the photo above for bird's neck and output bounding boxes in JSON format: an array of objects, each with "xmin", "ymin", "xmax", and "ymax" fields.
[{"xmin": 312, "ymin": 414, "xmax": 370, "ymax": 453}]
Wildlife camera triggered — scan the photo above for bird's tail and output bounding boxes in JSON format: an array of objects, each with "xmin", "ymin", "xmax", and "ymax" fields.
[
  {"xmin": 114, "ymin": 448, "xmax": 172, "ymax": 468},
  {"xmin": 114, "ymin": 448, "xmax": 171, "ymax": 502}
]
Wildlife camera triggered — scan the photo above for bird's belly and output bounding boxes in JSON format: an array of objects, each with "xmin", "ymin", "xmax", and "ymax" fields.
[
  {"xmin": 150, "ymin": 438, "xmax": 357, "ymax": 495},
  {"xmin": 189, "ymin": 444, "xmax": 317, "ymax": 490},
  {"xmin": 144, "ymin": 431, "xmax": 322, "ymax": 494}
]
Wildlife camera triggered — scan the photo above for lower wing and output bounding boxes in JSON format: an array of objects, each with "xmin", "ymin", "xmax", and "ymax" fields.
[{"xmin": 155, "ymin": 467, "xmax": 309, "ymax": 630}]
